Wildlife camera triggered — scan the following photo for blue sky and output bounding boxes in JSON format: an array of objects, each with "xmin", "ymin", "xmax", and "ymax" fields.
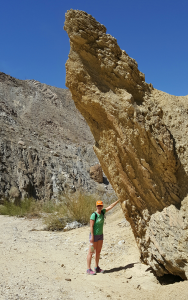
[{"xmin": 0, "ymin": 0, "xmax": 187, "ymax": 96}]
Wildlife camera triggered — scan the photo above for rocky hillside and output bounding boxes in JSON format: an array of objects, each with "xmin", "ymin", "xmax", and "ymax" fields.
[
  {"xmin": 64, "ymin": 9, "xmax": 188, "ymax": 279},
  {"xmin": 0, "ymin": 72, "xmax": 115, "ymax": 202}
]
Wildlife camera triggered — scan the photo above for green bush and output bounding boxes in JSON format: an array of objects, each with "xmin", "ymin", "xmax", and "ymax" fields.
[
  {"xmin": 0, "ymin": 198, "xmax": 41, "ymax": 217},
  {"xmin": 0, "ymin": 198, "xmax": 63, "ymax": 218}
]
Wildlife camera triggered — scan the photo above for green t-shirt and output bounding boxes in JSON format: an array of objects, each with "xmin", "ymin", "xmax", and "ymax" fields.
[{"xmin": 90, "ymin": 209, "xmax": 106, "ymax": 235}]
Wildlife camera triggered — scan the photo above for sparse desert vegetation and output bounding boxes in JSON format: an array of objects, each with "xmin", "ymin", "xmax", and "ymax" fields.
[{"xmin": 0, "ymin": 192, "xmax": 114, "ymax": 231}]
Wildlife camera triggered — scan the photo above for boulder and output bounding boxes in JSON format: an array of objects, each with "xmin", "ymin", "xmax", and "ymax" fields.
[
  {"xmin": 90, "ymin": 164, "xmax": 103, "ymax": 183},
  {"xmin": 64, "ymin": 9, "xmax": 188, "ymax": 279},
  {"xmin": 9, "ymin": 186, "xmax": 20, "ymax": 204}
]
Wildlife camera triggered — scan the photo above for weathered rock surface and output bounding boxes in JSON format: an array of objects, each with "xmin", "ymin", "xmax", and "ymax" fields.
[
  {"xmin": 64, "ymin": 9, "xmax": 188, "ymax": 278},
  {"xmin": 90, "ymin": 164, "xmax": 103, "ymax": 183},
  {"xmin": 0, "ymin": 72, "xmax": 115, "ymax": 202}
]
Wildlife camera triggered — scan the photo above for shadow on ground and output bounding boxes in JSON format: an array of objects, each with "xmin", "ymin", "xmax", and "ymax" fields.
[{"xmin": 104, "ymin": 262, "xmax": 139, "ymax": 274}]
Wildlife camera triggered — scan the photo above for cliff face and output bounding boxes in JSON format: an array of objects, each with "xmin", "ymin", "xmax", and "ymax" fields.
[
  {"xmin": 0, "ymin": 72, "xmax": 115, "ymax": 202},
  {"xmin": 64, "ymin": 9, "xmax": 188, "ymax": 278}
]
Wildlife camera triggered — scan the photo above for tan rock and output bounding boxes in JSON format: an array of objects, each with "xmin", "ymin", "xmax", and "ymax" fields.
[
  {"xmin": 9, "ymin": 186, "xmax": 20, "ymax": 203},
  {"xmin": 90, "ymin": 164, "xmax": 103, "ymax": 183},
  {"xmin": 64, "ymin": 9, "xmax": 188, "ymax": 278},
  {"xmin": 18, "ymin": 140, "xmax": 25, "ymax": 146}
]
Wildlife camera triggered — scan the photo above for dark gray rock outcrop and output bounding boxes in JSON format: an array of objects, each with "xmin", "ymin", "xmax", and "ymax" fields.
[{"xmin": 0, "ymin": 72, "xmax": 115, "ymax": 202}]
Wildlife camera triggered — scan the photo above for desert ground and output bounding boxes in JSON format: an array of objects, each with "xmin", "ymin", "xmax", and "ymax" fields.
[{"xmin": 1, "ymin": 206, "xmax": 188, "ymax": 300}]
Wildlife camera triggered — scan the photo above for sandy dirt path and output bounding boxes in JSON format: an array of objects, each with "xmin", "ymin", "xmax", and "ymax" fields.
[{"xmin": 1, "ymin": 207, "xmax": 188, "ymax": 300}]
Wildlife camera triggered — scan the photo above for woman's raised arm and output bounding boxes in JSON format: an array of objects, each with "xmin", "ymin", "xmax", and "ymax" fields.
[{"xmin": 105, "ymin": 199, "xmax": 120, "ymax": 213}]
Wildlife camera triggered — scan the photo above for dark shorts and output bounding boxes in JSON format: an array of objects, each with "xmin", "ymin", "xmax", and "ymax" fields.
[{"xmin": 89, "ymin": 233, "xmax": 104, "ymax": 242}]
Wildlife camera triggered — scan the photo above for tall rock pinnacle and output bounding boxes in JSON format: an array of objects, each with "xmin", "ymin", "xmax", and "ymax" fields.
[{"xmin": 64, "ymin": 9, "xmax": 188, "ymax": 279}]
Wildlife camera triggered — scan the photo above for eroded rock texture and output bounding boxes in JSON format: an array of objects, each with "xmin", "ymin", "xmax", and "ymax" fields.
[
  {"xmin": 90, "ymin": 164, "xmax": 103, "ymax": 183},
  {"xmin": 0, "ymin": 72, "xmax": 115, "ymax": 202},
  {"xmin": 64, "ymin": 9, "xmax": 188, "ymax": 278}
]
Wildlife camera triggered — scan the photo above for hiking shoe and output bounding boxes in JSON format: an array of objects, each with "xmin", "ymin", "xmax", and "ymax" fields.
[
  {"xmin": 95, "ymin": 266, "xmax": 104, "ymax": 273},
  {"xmin": 86, "ymin": 268, "xmax": 96, "ymax": 275}
]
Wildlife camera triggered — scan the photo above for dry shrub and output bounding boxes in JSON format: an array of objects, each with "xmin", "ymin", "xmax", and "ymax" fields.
[
  {"xmin": 43, "ymin": 214, "xmax": 66, "ymax": 231},
  {"xmin": 0, "ymin": 192, "xmax": 99, "ymax": 231},
  {"xmin": 43, "ymin": 191, "xmax": 97, "ymax": 231},
  {"xmin": 42, "ymin": 205, "xmax": 68, "ymax": 231},
  {"xmin": 42, "ymin": 201, "xmax": 59, "ymax": 213},
  {"xmin": 62, "ymin": 192, "xmax": 97, "ymax": 225}
]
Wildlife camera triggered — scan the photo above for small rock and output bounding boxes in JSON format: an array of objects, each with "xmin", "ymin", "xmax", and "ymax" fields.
[
  {"xmin": 53, "ymin": 152, "xmax": 60, "ymax": 157},
  {"xmin": 18, "ymin": 140, "xmax": 25, "ymax": 146},
  {"xmin": 118, "ymin": 240, "xmax": 125, "ymax": 245},
  {"xmin": 63, "ymin": 221, "xmax": 83, "ymax": 232},
  {"xmin": 65, "ymin": 278, "xmax": 71, "ymax": 281},
  {"xmin": 117, "ymin": 219, "xmax": 130, "ymax": 227},
  {"xmin": 125, "ymin": 275, "xmax": 132, "ymax": 279},
  {"xmin": 61, "ymin": 264, "xmax": 65, "ymax": 267}
]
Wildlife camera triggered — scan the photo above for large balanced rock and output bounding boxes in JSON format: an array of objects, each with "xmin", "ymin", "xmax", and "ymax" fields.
[{"xmin": 64, "ymin": 9, "xmax": 188, "ymax": 279}]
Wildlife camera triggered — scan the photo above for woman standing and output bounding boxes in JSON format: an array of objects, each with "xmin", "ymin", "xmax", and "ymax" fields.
[{"xmin": 87, "ymin": 199, "xmax": 120, "ymax": 275}]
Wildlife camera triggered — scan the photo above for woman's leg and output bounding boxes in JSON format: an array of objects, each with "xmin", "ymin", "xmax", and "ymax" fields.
[
  {"xmin": 87, "ymin": 242, "xmax": 97, "ymax": 269},
  {"xmin": 95, "ymin": 240, "xmax": 103, "ymax": 268}
]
